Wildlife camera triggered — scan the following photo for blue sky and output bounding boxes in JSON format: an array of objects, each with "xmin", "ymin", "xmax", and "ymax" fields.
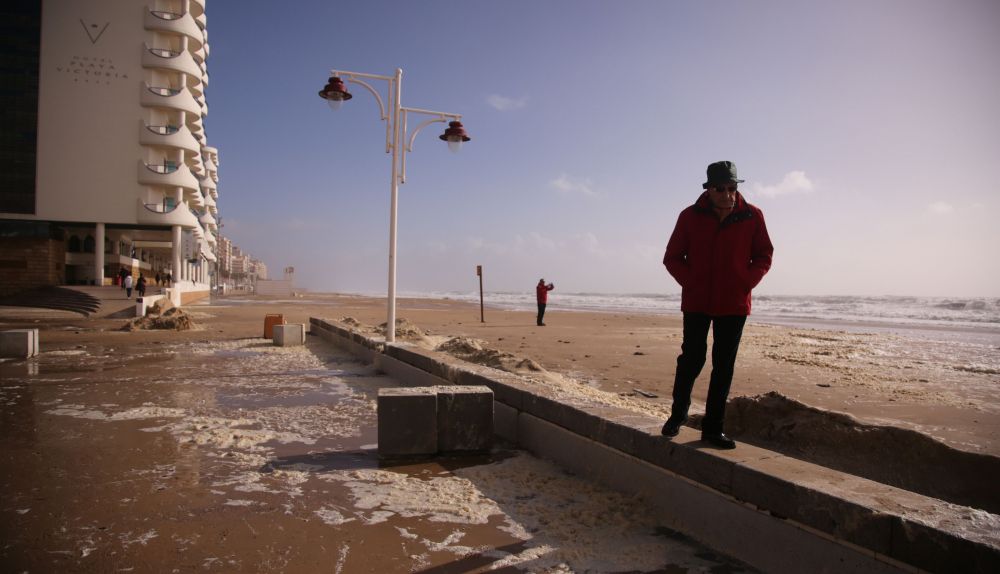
[{"xmin": 206, "ymin": 0, "xmax": 1000, "ymax": 297}]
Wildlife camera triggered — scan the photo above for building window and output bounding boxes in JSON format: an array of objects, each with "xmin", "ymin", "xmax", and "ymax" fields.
[
  {"xmin": 83, "ymin": 235, "xmax": 95, "ymax": 253},
  {"xmin": 68, "ymin": 235, "xmax": 82, "ymax": 253}
]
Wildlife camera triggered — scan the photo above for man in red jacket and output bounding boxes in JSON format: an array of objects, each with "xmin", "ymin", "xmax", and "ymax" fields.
[
  {"xmin": 661, "ymin": 161, "xmax": 773, "ymax": 449},
  {"xmin": 536, "ymin": 279, "xmax": 554, "ymax": 326}
]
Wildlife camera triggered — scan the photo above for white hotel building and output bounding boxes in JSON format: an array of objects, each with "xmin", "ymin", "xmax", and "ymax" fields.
[{"xmin": 0, "ymin": 0, "xmax": 219, "ymax": 306}]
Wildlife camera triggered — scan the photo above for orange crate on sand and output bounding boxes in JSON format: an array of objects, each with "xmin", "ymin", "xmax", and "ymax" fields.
[{"xmin": 263, "ymin": 314, "xmax": 285, "ymax": 339}]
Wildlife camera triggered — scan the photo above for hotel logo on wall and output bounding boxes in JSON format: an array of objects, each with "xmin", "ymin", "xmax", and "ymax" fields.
[{"xmin": 53, "ymin": 19, "xmax": 128, "ymax": 87}]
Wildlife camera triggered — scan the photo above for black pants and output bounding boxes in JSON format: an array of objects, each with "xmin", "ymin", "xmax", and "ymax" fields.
[
  {"xmin": 537, "ymin": 303, "xmax": 547, "ymax": 325},
  {"xmin": 669, "ymin": 312, "xmax": 747, "ymax": 435}
]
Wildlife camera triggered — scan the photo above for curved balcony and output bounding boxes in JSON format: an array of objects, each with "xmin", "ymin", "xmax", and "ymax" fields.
[
  {"xmin": 202, "ymin": 190, "xmax": 216, "ymax": 209},
  {"xmin": 201, "ymin": 245, "xmax": 217, "ymax": 262},
  {"xmin": 140, "ymin": 83, "xmax": 201, "ymax": 115},
  {"xmin": 139, "ymin": 122, "xmax": 199, "ymax": 154},
  {"xmin": 136, "ymin": 198, "xmax": 200, "ymax": 228},
  {"xmin": 137, "ymin": 159, "xmax": 198, "ymax": 191},
  {"xmin": 189, "ymin": 0, "xmax": 206, "ymax": 17},
  {"xmin": 188, "ymin": 115, "xmax": 204, "ymax": 136},
  {"xmin": 187, "ymin": 190, "xmax": 205, "ymax": 209},
  {"xmin": 200, "ymin": 177, "xmax": 216, "ymax": 195},
  {"xmin": 141, "ymin": 44, "xmax": 202, "ymax": 78},
  {"xmin": 144, "ymin": 9, "xmax": 203, "ymax": 49},
  {"xmin": 189, "ymin": 79, "xmax": 204, "ymax": 100},
  {"xmin": 199, "ymin": 210, "xmax": 217, "ymax": 227}
]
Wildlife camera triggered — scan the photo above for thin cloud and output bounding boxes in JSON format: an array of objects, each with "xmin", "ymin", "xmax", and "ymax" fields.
[
  {"xmin": 750, "ymin": 170, "xmax": 815, "ymax": 198},
  {"xmin": 928, "ymin": 201, "xmax": 954, "ymax": 214},
  {"xmin": 486, "ymin": 94, "xmax": 528, "ymax": 111},
  {"xmin": 550, "ymin": 173, "xmax": 597, "ymax": 197}
]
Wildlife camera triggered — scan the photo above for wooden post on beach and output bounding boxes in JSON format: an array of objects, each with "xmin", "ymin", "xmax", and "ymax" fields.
[{"xmin": 476, "ymin": 265, "xmax": 484, "ymax": 322}]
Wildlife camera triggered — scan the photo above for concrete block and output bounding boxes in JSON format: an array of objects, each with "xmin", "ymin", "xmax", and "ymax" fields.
[
  {"xmin": 273, "ymin": 323, "xmax": 306, "ymax": 346},
  {"xmin": 377, "ymin": 387, "xmax": 438, "ymax": 457},
  {"xmin": 1, "ymin": 329, "xmax": 38, "ymax": 358},
  {"xmin": 436, "ymin": 385, "xmax": 493, "ymax": 452}
]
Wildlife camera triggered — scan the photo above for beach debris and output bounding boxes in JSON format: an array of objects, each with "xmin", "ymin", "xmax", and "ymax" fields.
[
  {"xmin": 376, "ymin": 318, "xmax": 427, "ymax": 340},
  {"xmin": 633, "ymin": 388, "xmax": 658, "ymax": 398},
  {"xmin": 339, "ymin": 316, "xmax": 363, "ymax": 328},
  {"xmin": 816, "ymin": 383, "xmax": 832, "ymax": 388},
  {"xmin": 436, "ymin": 337, "xmax": 547, "ymax": 375},
  {"xmin": 121, "ymin": 307, "xmax": 196, "ymax": 331}
]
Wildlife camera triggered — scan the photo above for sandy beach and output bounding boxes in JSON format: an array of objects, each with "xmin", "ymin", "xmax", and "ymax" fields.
[{"xmin": 1, "ymin": 291, "xmax": 998, "ymax": 571}]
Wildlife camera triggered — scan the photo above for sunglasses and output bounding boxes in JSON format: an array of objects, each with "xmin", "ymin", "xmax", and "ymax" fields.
[{"xmin": 711, "ymin": 185, "xmax": 738, "ymax": 193}]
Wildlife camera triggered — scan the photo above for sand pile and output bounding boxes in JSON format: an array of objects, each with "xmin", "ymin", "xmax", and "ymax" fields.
[
  {"xmin": 436, "ymin": 337, "xmax": 544, "ymax": 373},
  {"xmin": 121, "ymin": 307, "xmax": 197, "ymax": 331},
  {"xmin": 725, "ymin": 391, "xmax": 1000, "ymax": 513},
  {"xmin": 376, "ymin": 318, "xmax": 427, "ymax": 341}
]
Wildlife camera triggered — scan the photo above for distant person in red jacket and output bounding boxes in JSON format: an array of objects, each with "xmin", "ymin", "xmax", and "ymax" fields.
[
  {"xmin": 661, "ymin": 161, "xmax": 773, "ymax": 449},
  {"xmin": 536, "ymin": 279, "xmax": 555, "ymax": 326}
]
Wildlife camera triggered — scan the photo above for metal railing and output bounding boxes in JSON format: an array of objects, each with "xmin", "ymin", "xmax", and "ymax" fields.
[
  {"xmin": 145, "ymin": 124, "xmax": 180, "ymax": 135},
  {"xmin": 149, "ymin": 10, "xmax": 183, "ymax": 21},
  {"xmin": 144, "ymin": 163, "xmax": 179, "ymax": 174},
  {"xmin": 146, "ymin": 85, "xmax": 181, "ymax": 97},
  {"xmin": 147, "ymin": 46, "xmax": 181, "ymax": 58}
]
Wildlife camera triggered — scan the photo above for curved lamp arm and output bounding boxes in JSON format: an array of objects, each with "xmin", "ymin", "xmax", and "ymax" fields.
[{"xmin": 399, "ymin": 109, "xmax": 462, "ymax": 183}]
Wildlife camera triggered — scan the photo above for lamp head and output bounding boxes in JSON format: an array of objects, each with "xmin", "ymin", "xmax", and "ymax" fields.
[
  {"xmin": 318, "ymin": 76, "xmax": 352, "ymax": 110},
  {"xmin": 439, "ymin": 120, "xmax": 471, "ymax": 152}
]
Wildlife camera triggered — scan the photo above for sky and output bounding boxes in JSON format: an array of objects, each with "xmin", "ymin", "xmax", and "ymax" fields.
[{"xmin": 205, "ymin": 0, "xmax": 1000, "ymax": 298}]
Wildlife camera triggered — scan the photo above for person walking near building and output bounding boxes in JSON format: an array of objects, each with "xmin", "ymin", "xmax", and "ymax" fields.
[
  {"xmin": 124, "ymin": 273, "xmax": 134, "ymax": 299},
  {"xmin": 660, "ymin": 161, "xmax": 773, "ymax": 449},
  {"xmin": 536, "ymin": 279, "xmax": 554, "ymax": 326},
  {"xmin": 136, "ymin": 274, "xmax": 147, "ymax": 298}
]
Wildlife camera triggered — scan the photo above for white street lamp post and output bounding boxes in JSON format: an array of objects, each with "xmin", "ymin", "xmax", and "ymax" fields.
[{"xmin": 319, "ymin": 68, "xmax": 470, "ymax": 343}]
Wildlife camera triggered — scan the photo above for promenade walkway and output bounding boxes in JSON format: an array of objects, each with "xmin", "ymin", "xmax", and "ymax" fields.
[{"xmin": 0, "ymin": 301, "xmax": 754, "ymax": 573}]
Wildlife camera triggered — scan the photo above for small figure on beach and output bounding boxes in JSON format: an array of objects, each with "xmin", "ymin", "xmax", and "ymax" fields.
[
  {"xmin": 661, "ymin": 160, "xmax": 774, "ymax": 449},
  {"xmin": 124, "ymin": 273, "xmax": 134, "ymax": 299},
  {"xmin": 536, "ymin": 279, "xmax": 555, "ymax": 326},
  {"xmin": 155, "ymin": 272, "xmax": 161, "ymax": 287}
]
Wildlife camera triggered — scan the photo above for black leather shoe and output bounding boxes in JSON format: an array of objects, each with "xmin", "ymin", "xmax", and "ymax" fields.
[
  {"xmin": 701, "ymin": 433, "xmax": 736, "ymax": 449},
  {"xmin": 661, "ymin": 417, "xmax": 686, "ymax": 438}
]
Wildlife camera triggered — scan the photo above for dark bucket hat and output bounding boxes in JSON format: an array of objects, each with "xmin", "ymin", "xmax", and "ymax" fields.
[{"xmin": 703, "ymin": 160, "xmax": 745, "ymax": 189}]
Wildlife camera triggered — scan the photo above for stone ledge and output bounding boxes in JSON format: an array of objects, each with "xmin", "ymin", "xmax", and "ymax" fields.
[{"xmin": 309, "ymin": 317, "xmax": 1000, "ymax": 574}]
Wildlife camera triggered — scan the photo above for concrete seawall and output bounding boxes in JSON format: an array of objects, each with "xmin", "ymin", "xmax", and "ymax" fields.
[{"xmin": 310, "ymin": 316, "xmax": 1000, "ymax": 574}]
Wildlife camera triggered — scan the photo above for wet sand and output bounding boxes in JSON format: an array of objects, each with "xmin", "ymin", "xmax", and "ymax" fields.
[{"xmin": 0, "ymin": 296, "xmax": 758, "ymax": 573}]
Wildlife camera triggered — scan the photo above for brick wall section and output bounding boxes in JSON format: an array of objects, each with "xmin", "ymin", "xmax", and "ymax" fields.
[{"xmin": 0, "ymin": 237, "xmax": 65, "ymax": 297}]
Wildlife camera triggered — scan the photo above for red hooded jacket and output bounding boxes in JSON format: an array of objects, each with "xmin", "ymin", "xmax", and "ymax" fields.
[
  {"xmin": 536, "ymin": 282, "xmax": 554, "ymax": 304},
  {"xmin": 663, "ymin": 191, "xmax": 773, "ymax": 316}
]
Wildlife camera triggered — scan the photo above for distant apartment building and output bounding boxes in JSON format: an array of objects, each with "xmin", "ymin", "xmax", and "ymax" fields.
[
  {"xmin": 252, "ymin": 259, "xmax": 268, "ymax": 281},
  {"xmin": 0, "ymin": 0, "xmax": 219, "ymax": 305}
]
